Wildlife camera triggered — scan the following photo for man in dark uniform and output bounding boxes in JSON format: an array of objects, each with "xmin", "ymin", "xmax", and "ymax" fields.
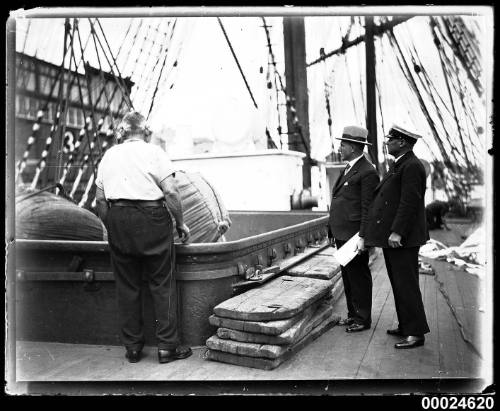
[
  {"xmin": 95, "ymin": 111, "xmax": 192, "ymax": 364},
  {"xmin": 365, "ymin": 125, "xmax": 430, "ymax": 349},
  {"xmin": 328, "ymin": 126, "xmax": 380, "ymax": 332}
]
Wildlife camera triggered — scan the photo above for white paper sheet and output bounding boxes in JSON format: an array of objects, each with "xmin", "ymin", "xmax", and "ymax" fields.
[{"xmin": 333, "ymin": 232, "xmax": 360, "ymax": 266}]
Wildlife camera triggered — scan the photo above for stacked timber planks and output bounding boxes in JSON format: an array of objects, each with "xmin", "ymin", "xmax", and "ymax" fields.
[
  {"xmin": 287, "ymin": 246, "xmax": 343, "ymax": 303},
  {"xmin": 205, "ymin": 274, "xmax": 341, "ymax": 370}
]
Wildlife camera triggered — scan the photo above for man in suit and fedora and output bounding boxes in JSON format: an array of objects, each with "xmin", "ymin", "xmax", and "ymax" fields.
[
  {"xmin": 328, "ymin": 126, "xmax": 380, "ymax": 333},
  {"xmin": 364, "ymin": 125, "xmax": 430, "ymax": 349}
]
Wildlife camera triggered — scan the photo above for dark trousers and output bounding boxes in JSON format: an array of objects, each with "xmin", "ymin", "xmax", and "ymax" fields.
[
  {"xmin": 106, "ymin": 203, "xmax": 180, "ymax": 351},
  {"xmin": 383, "ymin": 247, "xmax": 430, "ymax": 336},
  {"xmin": 335, "ymin": 239, "xmax": 372, "ymax": 326}
]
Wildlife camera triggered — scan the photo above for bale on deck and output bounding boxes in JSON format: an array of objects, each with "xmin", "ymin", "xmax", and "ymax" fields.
[
  {"xmin": 16, "ymin": 191, "xmax": 107, "ymax": 241},
  {"xmin": 172, "ymin": 170, "xmax": 232, "ymax": 243}
]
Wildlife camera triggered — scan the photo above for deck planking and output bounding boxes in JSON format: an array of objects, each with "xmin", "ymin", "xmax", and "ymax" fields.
[{"xmin": 15, "ymin": 246, "xmax": 486, "ymax": 383}]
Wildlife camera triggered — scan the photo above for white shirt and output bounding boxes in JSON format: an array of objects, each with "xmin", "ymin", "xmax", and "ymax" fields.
[
  {"xmin": 345, "ymin": 154, "xmax": 364, "ymax": 173},
  {"xmin": 95, "ymin": 139, "xmax": 175, "ymax": 200},
  {"xmin": 394, "ymin": 152, "xmax": 406, "ymax": 163}
]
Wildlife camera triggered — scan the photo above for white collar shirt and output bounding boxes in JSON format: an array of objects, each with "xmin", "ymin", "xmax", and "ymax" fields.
[
  {"xmin": 95, "ymin": 139, "xmax": 175, "ymax": 201},
  {"xmin": 345, "ymin": 154, "xmax": 364, "ymax": 173},
  {"xmin": 394, "ymin": 152, "xmax": 407, "ymax": 163}
]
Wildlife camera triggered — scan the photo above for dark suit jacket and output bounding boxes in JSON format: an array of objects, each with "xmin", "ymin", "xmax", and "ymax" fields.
[
  {"xmin": 364, "ymin": 151, "xmax": 430, "ymax": 248},
  {"xmin": 328, "ymin": 156, "xmax": 379, "ymax": 241}
]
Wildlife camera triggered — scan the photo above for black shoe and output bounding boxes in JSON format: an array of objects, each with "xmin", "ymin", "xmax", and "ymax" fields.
[
  {"xmin": 346, "ymin": 323, "xmax": 370, "ymax": 333},
  {"xmin": 125, "ymin": 349, "xmax": 142, "ymax": 363},
  {"xmin": 387, "ymin": 327, "xmax": 404, "ymax": 336},
  {"xmin": 158, "ymin": 346, "xmax": 193, "ymax": 364},
  {"xmin": 338, "ymin": 317, "xmax": 355, "ymax": 326},
  {"xmin": 394, "ymin": 335, "xmax": 425, "ymax": 349}
]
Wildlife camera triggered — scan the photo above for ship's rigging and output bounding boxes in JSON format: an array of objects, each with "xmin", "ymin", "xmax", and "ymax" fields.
[{"xmin": 13, "ymin": 14, "xmax": 488, "ymax": 213}]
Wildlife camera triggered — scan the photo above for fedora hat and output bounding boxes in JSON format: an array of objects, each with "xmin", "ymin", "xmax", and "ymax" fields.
[
  {"xmin": 386, "ymin": 125, "xmax": 422, "ymax": 141},
  {"xmin": 336, "ymin": 126, "xmax": 371, "ymax": 145}
]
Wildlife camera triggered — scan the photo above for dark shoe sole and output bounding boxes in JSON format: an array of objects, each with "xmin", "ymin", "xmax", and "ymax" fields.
[
  {"xmin": 346, "ymin": 326, "xmax": 371, "ymax": 333},
  {"xmin": 158, "ymin": 349, "xmax": 193, "ymax": 364},
  {"xmin": 125, "ymin": 352, "xmax": 142, "ymax": 363},
  {"xmin": 394, "ymin": 340, "xmax": 425, "ymax": 349}
]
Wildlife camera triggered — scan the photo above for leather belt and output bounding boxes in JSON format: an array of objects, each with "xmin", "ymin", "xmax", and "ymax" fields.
[{"xmin": 109, "ymin": 199, "xmax": 164, "ymax": 207}]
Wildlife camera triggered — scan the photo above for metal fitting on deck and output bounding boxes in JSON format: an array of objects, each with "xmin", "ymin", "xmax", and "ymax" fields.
[{"xmin": 290, "ymin": 189, "xmax": 318, "ymax": 210}]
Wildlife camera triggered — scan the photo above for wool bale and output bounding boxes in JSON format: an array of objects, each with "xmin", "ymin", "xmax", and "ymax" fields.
[
  {"xmin": 15, "ymin": 191, "xmax": 107, "ymax": 241},
  {"xmin": 172, "ymin": 170, "xmax": 231, "ymax": 243}
]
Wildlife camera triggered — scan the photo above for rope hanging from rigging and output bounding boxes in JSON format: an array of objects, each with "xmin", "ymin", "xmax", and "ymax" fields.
[
  {"xmin": 261, "ymin": 17, "xmax": 284, "ymax": 150},
  {"xmin": 131, "ymin": 19, "xmax": 165, "ymax": 104},
  {"xmin": 217, "ymin": 17, "xmax": 258, "ymax": 110},
  {"xmin": 147, "ymin": 19, "xmax": 178, "ymax": 120},
  {"xmin": 261, "ymin": 17, "xmax": 310, "ymax": 156},
  {"xmin": 30, "ymin": 19, "xmax": 76, "ymax": 190}
]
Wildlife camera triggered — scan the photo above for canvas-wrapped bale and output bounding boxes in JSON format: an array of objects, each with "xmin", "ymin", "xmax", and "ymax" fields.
[
  {"xmin": 16, "ymin": 191, "xmax": 107, "ymax": 241},
  {"xmin": 173, "ymin": 170, "xmax": 232, "ymax": 243}
]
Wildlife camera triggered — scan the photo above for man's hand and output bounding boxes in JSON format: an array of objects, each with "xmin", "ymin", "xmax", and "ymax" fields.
[
  {"xmin": 388, "ymin": 232, "xmax": 402, "ymax": 248},
  {"xmin": 177, "ymin": 223, "xmax": 190, "ymax": 243},
  {"xmin": 356, "ymin": 237, "xmax": 366, "ymax": 254}
]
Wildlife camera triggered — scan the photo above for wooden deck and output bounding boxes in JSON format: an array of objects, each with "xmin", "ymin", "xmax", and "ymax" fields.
[
  {"xmin": 10, "ymin": 222, "xmax": 489, "ymax": 394},
  {"xmin": 12, "ymin": 258, "xmax": 486, "ymax": 382}
]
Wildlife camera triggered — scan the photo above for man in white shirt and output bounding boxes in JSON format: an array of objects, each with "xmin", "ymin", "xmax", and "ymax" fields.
[{"xmin": 95, "ymin": 110, "xmax": 191, "ymax": 364}]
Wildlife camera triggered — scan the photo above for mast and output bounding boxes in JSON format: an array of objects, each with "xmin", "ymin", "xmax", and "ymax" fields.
[
  {"xmin": 365, "ymin": 16, "xmax": 379, "ymax": 171},
  {"xmin": 283, "ymin": 16, "xmax": 312, "ymax": 189}
]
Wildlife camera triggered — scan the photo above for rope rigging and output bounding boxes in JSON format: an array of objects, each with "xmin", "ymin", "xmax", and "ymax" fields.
[
  {"xmin": 380, "ymin": 29, "xmax": 453, "ymax": 203},
  {"xmin": 128, "ymin": 20, "xmax": 161, "ymax": 96},
  {"xmin": 89, "ymin": 19, "xmax": 133, "ymax": 110},
  {"xmin": 261, "ymin": 17, "xmax": 285, "ymax": 149},
  {"xmin": 430, "ymin": 22, "xmax": 474, "ymax": 176},
  {"xmin": 217, "ymin": 17, "xmax": 258, "ymax": 110},
  {"xmin": 338, "ymin": 22, "xmax": 362, "ymax": 126},
  {"xmin": 147, "ymin": 19, "xmax": 178, "ymax": 121},
  {"xmin": 147, "ymin": 21, "xmax": 187, "ymax": 122},
  {"xmin": 432, "ymin": 19, "xmax": 485, "ymax": 154},
  {"xmin": 386, "ymin": 29, "xmax": 458, "ymax": 167},
  {"xmin": 30, "ymin": 19, "xmax": 75, "ymax": 190},
  {"xmin": 261, "ymin": 18, "xmax": 310, "ymax": 156},
  {"xmin": 401, "ymin": 21, "xmax": 473, "ymax": 173},
  {"xmin": 387, "ymin": 28, "xmax": 470, "ymax": 204}
]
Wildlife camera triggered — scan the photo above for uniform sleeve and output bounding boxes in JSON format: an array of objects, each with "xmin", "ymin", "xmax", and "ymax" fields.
[
  {"xmin": 359, "ymin": 169, "xmax": 380, "ymax": 237},
  {"xmin": 390, "ymin": 162, "xmax": 426, "ymax": 238}
]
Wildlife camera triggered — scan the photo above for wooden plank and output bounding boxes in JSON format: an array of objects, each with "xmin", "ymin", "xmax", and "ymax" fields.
[
  {"xmin": 205, "ymin": 312, "xmax": 338, "ymax": 370},
  {"xmin": 317, "ymin": 246, "xmax": 336, "ymax": 257},
  {"xmin": 207, "ymin": 303, "xmax": 340, "ymax": 359},
  {"xmin": 435, "ymin": 271, "xmax": 465, "ymax": 377},
  {"xmin": 287, "ymin": 258, "xmax": 320, "ymax": 275},
  {"xmin": 213, "ymin": 275, "xmax": 333, "ymax": 321},
  {"xmin": 287, "ymin": 254, "xmax": 341, "ymax": 280},
  {"xmin": 209, "ymin": 297, "xmax": 325, "ymax": 335},
  {"xmin": 329, "ymin": 275, "xmax": 345, "ymax": 305},
  {"xmin": 232, "ymin": 243, "xmax": 330, "ymax": 290},
  {"xmin": 303, "ymin": 263, "xmax": 340, "ymax": 280},
  {"xmin": 216, "ymin": 299, "xmax": 335, "ymax": 345}
]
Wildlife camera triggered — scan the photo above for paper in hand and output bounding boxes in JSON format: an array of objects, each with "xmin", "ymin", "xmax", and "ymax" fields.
[{"xmin": 333, "ymin": 232, "xmax": 360, "ymax": 266}]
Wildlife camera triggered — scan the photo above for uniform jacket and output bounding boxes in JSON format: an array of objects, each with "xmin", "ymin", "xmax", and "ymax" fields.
[
  {"xmin": 364, "ymin": 151, "xmax": 430, "ymax": 248},
  {"xmin": 328, "ymin": 156, "xmax": 380, "ymax": 241}
]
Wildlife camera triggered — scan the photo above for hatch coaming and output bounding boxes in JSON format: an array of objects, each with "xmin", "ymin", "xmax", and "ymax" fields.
[{"xmin": 15, "ymin": 214, "xmax": 329, "ymax": 281}]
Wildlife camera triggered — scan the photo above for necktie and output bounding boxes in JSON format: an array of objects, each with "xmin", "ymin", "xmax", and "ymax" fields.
[{"xmin": 344, "ymin": 163, "xmax": 351, "ymax": 175}]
